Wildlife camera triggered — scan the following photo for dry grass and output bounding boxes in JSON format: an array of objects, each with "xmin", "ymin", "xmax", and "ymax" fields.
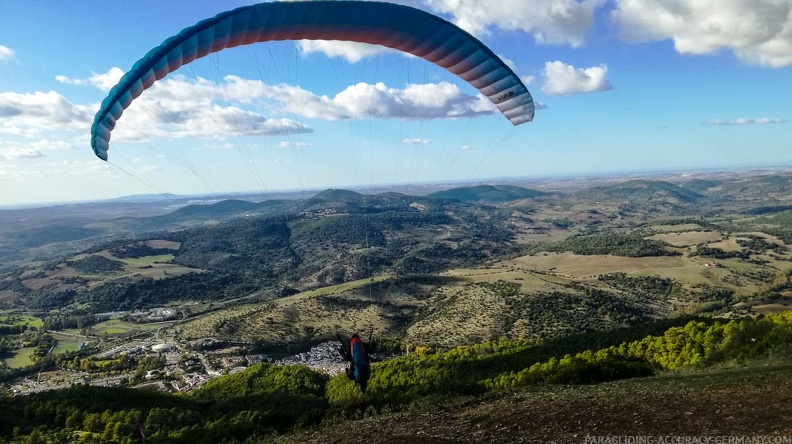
[
  {"xmin": 500, "ymin": 252, "xmax": 785, "ymax": 296},
  {"xmin": 146, "ymin": 240, "xmax": 181, "ymax": 249},
  {"xmin": 647, "ymin": 231, "xmax": 723, "ymax": 247},
  {"xmin": 753, "ymin": 303, "xmax": 792, "ymax": 315},
  {"xmin": 506, "ymin": 252, "xmax": 694, "ymax": 279},
  {"xmin": 406, "ymin": 286, "xmax": 508, "ymax": 346},
  {"xmin": 179, "ymin": 277, "xmax": 416, "ymax": 343},
  {"xmin": 648, "ymin": 223, "xmax": 703, "ymax": 232},
  {"xmin": 706, "ymin": 238, "xmax": 744, "ymax": 252}
]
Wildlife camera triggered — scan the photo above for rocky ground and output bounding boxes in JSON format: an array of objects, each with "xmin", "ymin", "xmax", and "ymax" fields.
[{"xmin": 274, "ymin": 362, "xmax": 792, "ymax": 444}]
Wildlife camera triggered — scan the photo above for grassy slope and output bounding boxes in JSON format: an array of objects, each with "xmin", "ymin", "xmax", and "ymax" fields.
[
  {"xmin": 276, "ymin": 362, "xmax": 792, "ymax": 444},
  {"xmin": 4, "ymin": 347, "xmax": 36, "ymax": 368}
]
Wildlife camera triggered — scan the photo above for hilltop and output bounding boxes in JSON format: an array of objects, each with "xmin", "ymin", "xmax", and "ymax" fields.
[
  {"xmin": 428, "ymin": 184, "xmax": 548, "ymax": 203},
  {"xmin": 311, "ymin": 189, "xmax": 366, "ymax": 202}
]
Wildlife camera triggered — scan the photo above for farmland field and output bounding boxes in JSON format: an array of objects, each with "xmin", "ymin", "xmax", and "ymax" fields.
[
  {"xmin": 646, "ymin": 231, "xmax": 723, "ymax": 247},
  {"xmin": 92, "ymin": 319, "xmax": 161, "ymax": 336},
  {"xmin": 4, "ymin": 347, "xmax": 36, "ymax": 368},
  {"xmin": 51, "ymin": 333, "xmax": 82, "ymax": 354},
  {"xmin": 0, "ymin": 314, "xmax": 44, "ymax": 328}
]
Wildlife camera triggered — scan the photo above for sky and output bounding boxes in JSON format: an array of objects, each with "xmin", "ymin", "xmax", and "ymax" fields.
[{"xmin": 0, "ymin": 0, "xmax": 790, "ymax": 206}]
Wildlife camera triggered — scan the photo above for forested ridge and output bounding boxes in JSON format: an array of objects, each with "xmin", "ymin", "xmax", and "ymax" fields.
[{"xmin": 25, "ymin": 197, "xmax": 518, "ymax": 314}]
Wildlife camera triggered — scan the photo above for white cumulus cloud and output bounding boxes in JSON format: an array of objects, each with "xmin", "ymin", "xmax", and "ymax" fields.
[
  {"xmin": 612, "ymin": 0, "xmax": 792, "ymax": 67},
  {"xmin": 707, "ymin": 117, "xmax": 786, "ymax": 126},
  {"xmin": 108, "ymin": 75, "xmax": 313, "ymax": 142},
  {"xmin": 278, "ymin": 141, "xmax": 313, "ymax": 148},
  {"xmin": 297, "ymin": 40, "xmax": 391, "ymax": 63},
  {"xmin": 403, "ymin": 138, "xmax": 431, "ymax": 145},
  {"xmin": 423, "ymin": 0, "xmax": 606, "ymax": 46},
  {"xmin": 0, "ymin": 91, "xmax": 94, "ymax": 136},
  {"xmin": 0, "ymin": 45, "xmax": 15, "ymax": 62},
  {"xmin": 0, "ymin": 139, "xmax": 80, "ymax": 163},
  {"xmin": 176, "ymin": 75, "xmax": 494, "ymax": 121},
  {"xmin": 55, "ymin": 67, "xmax": 125, "ymax": 91},
  {"xmin": 0, "ymin": 146, "xmax": 44, "ymax": 161},
  {"xmin": 542, "ymin": 61, "xmax": 612, "ymax": 95},
  {"xmin": 3, "ymin": 68, "xmax": 498, "ymax": 155},
  {"xmin": 102, "ymin": 74, "xmax": 494, "ymax": 142},
  {"xmin": 276, "ymin": 80, "xmax": 494, "ymax": 120}
]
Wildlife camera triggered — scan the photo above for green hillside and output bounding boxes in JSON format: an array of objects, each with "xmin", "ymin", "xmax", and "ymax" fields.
[
  {"xmin": 311, "ymin": 189, "xmax": 365, "ymax": 202},
  {"xmin": 681, "ymin": 178, "xmax": 721, "ymax": 193},
  {"xmin": 2, "ymin": 312, "xmax": 790, "ymax": 443},
  {"xmin": 428, "ymin": 185, "xmax": 548, "ymax": 203},
  {"xmin": 577, "ymin": 180, "xmax": 704, "ymax": 203},
  {"xmin": 139, "ymin": 198, "xmax": 290, "ymax": 228}
]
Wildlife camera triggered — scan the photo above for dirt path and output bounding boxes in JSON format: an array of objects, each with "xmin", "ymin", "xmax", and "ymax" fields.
[{"xmin": 277, "ymin": 363, "xmax": 792, "ymax": 444}]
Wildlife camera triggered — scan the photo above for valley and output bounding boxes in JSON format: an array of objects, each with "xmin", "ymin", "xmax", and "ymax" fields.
[{"xmin": 1, "ymin": 170, "xmax": 792, "ymax": 441}]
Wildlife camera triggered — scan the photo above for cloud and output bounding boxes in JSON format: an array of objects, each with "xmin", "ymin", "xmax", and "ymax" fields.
[
  {"xmin": 521, "ymin": 75, "xmax": 536, "ymax": 86},
  {"xmin": 0, "ymin": 146, "xmax": 44, "ymax": 161},
  {"xmin": 461, "ymin": 144, "xmax": 475, "ymax": 151},
  {"xmin": 423, "ymin": 0, "xmax": 606, "ymax": 46},
  {"xmin": 611, "ymin": 0, "xmax": 792, "ymax": 67},
  {"xmin": 0, "ymin": 139, "xmax": 79, "ymax": 162},
  {"xmin": 117, "ymin": 106, "xmax": 313, "ymax": 142},
  {"xmin": 277, "ymin": 141, "xmax": 312, "ymax": 148},
  {"xmin": 205, "ymin": 142, "xmax": 238, "ymax": 150},
  {"xmin": 55, "ymin": 68, "xmax": 125, "ymax": 91},
  {"xmin": 297, "ymin": 41, "xmax": 391, "ymax": 63},
  {"xmin": 275, "ymin": 80, "xmax": 494, "ymax": 120},
  {"xmin": 154, "ymin": 75, "xmax": 494, "ymax": 121},
  {"xmin": 130, "ymin": 158, "xmax": 161, "ymax": 174},
  {"xmin": 0, "ymin": 159, "xmax": 113, "ymax": 181},
  {"xmin": 706, "ymin": 117, "xmax": 786, "ymax": 126},
  {"xmin": 55, "ymin": 67, "xmax": 125, "ymax": 91},
  {"xmin": 403, "ymin": 138, "xmax": 431, "ymax": 145},
  {"xmin": 542, "ymin": 61, "xmax": 612, "ymax": 95},
  {"xmin": 107, "ymin": 76, "xmax": 314, "ymax": 142},
  {"xmin": 498, "ymin": 54, "xmax": 517, "ymax": 71},
  {"xmin": 3, "ymin": 70, "xmax": 495, "ymax": 153},
  {"xmin": 0, "ymin": 91, "xmax": 93, "ymax": 136},
  {"xmin": 0, "ymin": 45, "xmax": 14, "ymax": 62}
]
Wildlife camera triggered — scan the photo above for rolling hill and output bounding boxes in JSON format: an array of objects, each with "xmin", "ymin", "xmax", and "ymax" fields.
[
  {"xmin": 576, "ymin": 180, "xmax": 704, "ymax": 204},
  {"xmin": 428, "ymin": 184, "xmax": 548, "ymax": 203}
]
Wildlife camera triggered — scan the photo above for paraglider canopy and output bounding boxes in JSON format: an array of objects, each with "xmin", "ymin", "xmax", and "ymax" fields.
[{"xmin": 90, "ymin": 0, "xmax": 534, "ymax": 161}]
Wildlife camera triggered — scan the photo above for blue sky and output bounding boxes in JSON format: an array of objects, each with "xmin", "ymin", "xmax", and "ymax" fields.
[{"xmin": 0, "ymin": 0, "xmax": 790, "ymax": 205}]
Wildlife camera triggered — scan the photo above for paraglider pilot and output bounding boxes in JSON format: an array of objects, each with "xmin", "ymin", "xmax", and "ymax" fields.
[{"xmin": 338, "ymin": 332, "xmax": 376, "ymax": 393}]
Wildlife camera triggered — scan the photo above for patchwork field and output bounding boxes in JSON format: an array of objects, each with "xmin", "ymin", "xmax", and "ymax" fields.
[
  {"xmin": 501, "ymin": 252, "xmax": 788, "ymax": 296},
  {"xmin": 0, "ymin": 314, "xmax": 43, "ymax": 328},
  {"xmin": 507, "ymin": 252, "xmax": 695, "ymax": 279},
  {"xmin": 91, "ymin": 319, "xmax": 161, "ymax": 336},
  {"xmin": 4, "ymin": 347, "xmax": 35, "ymax": 369},
  {"xmin": 51, "ymin": 333, "xmax": 82, "ymax": 354}
]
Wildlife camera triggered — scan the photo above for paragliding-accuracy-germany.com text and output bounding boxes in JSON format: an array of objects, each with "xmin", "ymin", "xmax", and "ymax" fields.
[{"xmin": 584, "ymin": 436, "xmax": 792, "ymax": 444}]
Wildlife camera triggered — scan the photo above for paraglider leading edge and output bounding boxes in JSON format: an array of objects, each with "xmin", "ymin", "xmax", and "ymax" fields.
[{"xmin": 90, "ymin": 0, "xmax": 535, "ymax": 161}]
